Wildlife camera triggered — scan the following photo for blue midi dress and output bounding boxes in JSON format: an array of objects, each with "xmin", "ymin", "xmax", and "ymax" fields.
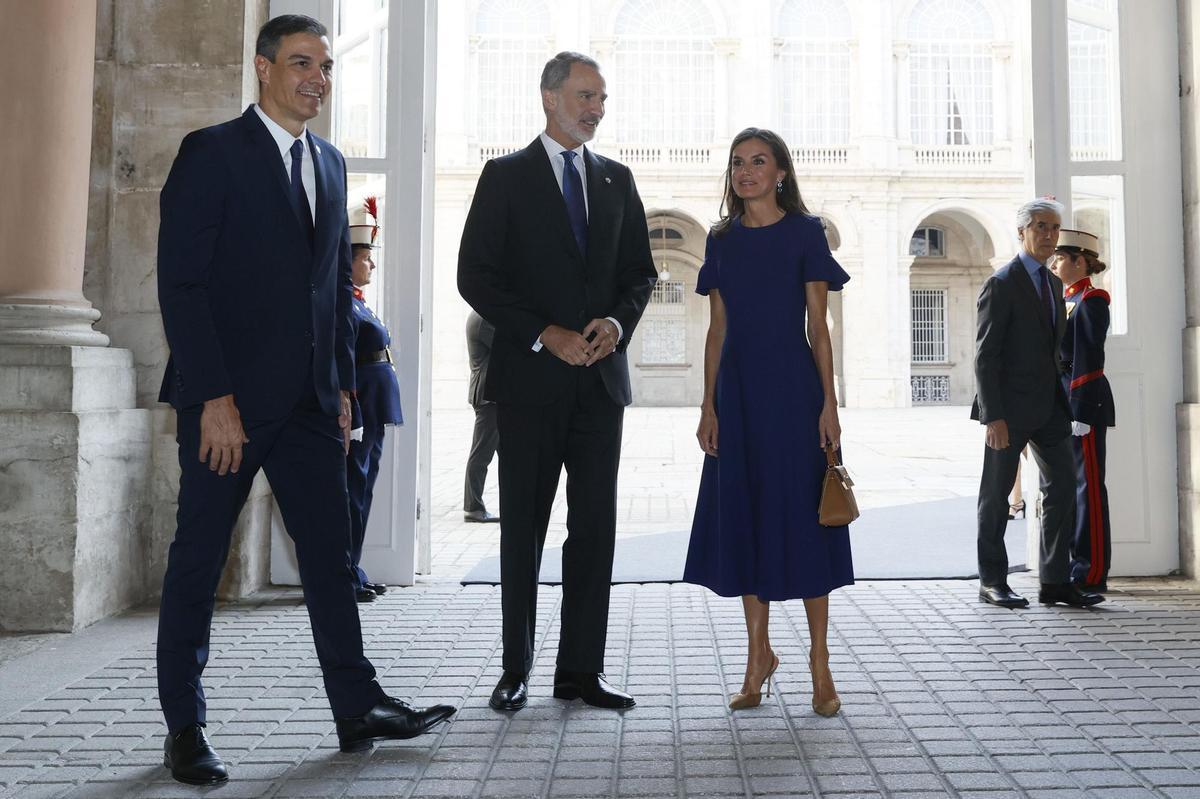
[{"xmin": 683, "ymin": 213, "xmax": 855, "ymax": 601}]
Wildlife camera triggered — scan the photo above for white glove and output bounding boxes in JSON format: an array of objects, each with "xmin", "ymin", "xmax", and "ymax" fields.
[{"xmin": 1071, "ymin": 421, "xmax": 1091, "ymax": 436}]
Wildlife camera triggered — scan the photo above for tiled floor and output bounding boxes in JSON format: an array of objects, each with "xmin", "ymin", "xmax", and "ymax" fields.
[{"xmin": 2, "ymin": 407, "xmax": 1199, "ymax": 798}]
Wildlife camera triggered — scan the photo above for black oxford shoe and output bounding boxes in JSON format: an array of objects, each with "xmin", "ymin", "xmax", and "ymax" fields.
[
  {"xmin": 979, "ymin": 584, "xmax": 1029, "ymax": 609},
  {"xmin": 553, "ymin": 669, "xmax": 636, "ymax": 709},
  {"xmin": 335, "ymin": 696, "xmax": 456, "ymax": 753},
  {"xmin": 164, "ymin": 723, "xmax": 228, "ymax": 786},
  {"xmin": 489, "ymin": 671, "xmax": 528, "ymax": 711},
  {"xmin": 1039, "ymin": 583, "xmax": 1105, "ymax": 607},
  {"xmin": 364, "ymin": 581, "xmax": 388, "ymax": 595},
  {"xmin": 355, "ymin": 588, "xmax": 377, "ymax": 603},
  {"xmin": 464, "ymin": 509, "xmax": 500, "ymax": 523}
]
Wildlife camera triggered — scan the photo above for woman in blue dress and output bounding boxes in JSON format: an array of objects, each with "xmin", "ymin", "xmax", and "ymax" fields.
[{"xmin": 684, "ymin": 128, "xmax": 854, "ymax": 715}]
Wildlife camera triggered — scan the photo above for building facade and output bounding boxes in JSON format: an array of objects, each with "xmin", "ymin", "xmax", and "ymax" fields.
[{"xmin": 429, "ymin": 0, "xmax": 1045, "ymax": 409}]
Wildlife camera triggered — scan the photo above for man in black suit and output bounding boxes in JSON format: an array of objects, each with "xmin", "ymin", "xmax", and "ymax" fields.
[
  {"xmin": 971, "ymin": 198, "xmax": 1104, "ymax": 610},
  {"xmin": 464, "ymin": 310, "xmax": 500, "ymax": 523},
  {"xmin": 156, "ymin": 15, "xmax": 453, "ymax": 785},
  {"xmin": 458, "ymin": 52, "xmax": 657, "ymax": 712}
]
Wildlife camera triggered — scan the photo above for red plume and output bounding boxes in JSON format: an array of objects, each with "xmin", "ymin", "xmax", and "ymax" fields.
[{"xmin": 364, "ymin": 196, "xmax": 379, "ymax": 222}]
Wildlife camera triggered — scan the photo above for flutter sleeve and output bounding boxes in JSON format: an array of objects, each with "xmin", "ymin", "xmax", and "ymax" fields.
[
  {"xmin": 695, "ymin": 232, "xmax": 719, "ymax": 296},
  {"xmin": 800, "ymin": 215, "xmax": 850, "ymax": 291}
]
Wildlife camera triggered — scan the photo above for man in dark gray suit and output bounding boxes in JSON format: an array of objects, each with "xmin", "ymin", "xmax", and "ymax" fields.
[
  {"xmin": 971, "ymin": 198, "xmax": 1104, "ymax": 609},
  {"xmin": 464, "ymin": 310, "xmax": 500, "ymax": 523}
]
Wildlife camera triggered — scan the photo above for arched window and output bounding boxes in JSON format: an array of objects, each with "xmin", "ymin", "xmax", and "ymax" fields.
[
  {"xmin": 473, "ymin": 0, "xmax": 551, "ymax": 160},
  {"xmin": 906, "ymin": 0, "xmax": 995, "ymax": 147},
  {"xmin": 776, "ymin": 0, "xmax": 852, "ymax": 153},
  {"xmin": 612, "ymin": 0, "xmax": 716, "ymax": 158},
  {"xmin": 909, "ymin": 225, "xmax": 945, "ymax": 257}
]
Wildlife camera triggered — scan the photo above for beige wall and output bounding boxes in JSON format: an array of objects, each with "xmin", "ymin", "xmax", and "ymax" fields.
[{"xmin": 85, "ymin": 0, "xmax": 273, "ymax": 604}]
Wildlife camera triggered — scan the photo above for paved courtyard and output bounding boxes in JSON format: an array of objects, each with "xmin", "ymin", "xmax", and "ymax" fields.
[{"xmin": 2, "ymin": 408, "xmax": 1199, "ymax": 798}]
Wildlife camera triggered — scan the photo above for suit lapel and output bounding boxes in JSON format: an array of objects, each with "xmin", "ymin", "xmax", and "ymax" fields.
[
  {"xmin": 524, "ymin": 139, "xmax": 586, "ymax": 265},
  {"xmin": 309, "ymin": 131, "xmax": 328, "ymax": 264},
  {"xmin": 241, "ymin": 107, "xmax": 313, "ymax": 255},
  {"xmin": 583, "ymin": 148, "xmax": 615, "ymax": 271},
  {"xmin": 1011, "ymin": 258, "xmax": 1051, "ymax": 335}
]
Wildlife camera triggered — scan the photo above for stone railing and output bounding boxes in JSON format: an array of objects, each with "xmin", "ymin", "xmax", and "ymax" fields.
[
  {"xmin": 790, "ymin": 146, "xmax": 850, "ymax": 166},
  {"xmin": 911, "ymin": 145, "xmax": 994, "ymax": 166}
]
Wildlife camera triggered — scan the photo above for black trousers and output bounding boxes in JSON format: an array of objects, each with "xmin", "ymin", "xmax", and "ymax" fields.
[
  {"xmin": 347, "ymin": 423, "xmax": 386, "ymax": 588},
  {"xmin": 1070, "ymin": 425, "xmax": 1111, "ymax": 587},
  {"xmin": 496, "ymin": 368, "xmax": 623, "ymax": 676},
  {"xmin": 157, "ymin": 390, "xmax": 383, "ymax": 734},
  {"xmin": 976, "ymin": 405, "xmax": 1075, "ymax": 587},
  {"xmin": 464, "ymin": 402, "xmax": 499, "ymax": 513}
]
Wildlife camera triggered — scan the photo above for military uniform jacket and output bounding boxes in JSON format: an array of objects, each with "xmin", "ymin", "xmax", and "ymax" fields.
[
  {"xmin": 1061, "ymin": 278, "xmax": 1116, "ymax": 427},
  {"xmin": 351, "ymin": 294, "xmax": 403, "ymax": 426}
]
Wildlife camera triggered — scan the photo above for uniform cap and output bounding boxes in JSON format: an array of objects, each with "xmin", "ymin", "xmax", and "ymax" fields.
[{"xmin": 348, "ymin": 196, "xmax": 380, "ymax": 247}]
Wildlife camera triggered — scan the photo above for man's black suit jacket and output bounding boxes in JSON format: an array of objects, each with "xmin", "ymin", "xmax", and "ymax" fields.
[
  {"xmin": 457, "ymin": 138, "xmax": 657, "ymax": 407},
  {"xmin": 971, "ymin": 255, "xmax": 1070, "ymax": 430},
  {"xmin": 157, "ymin": 106, "xmax": 355, "ymax": 420}
]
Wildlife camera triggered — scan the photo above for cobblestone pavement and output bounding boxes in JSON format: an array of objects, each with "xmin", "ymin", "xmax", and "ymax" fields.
[
  {"xmin": 3, "ymin": 407, "xmax": 1199, "ymax": 797},
  {"xmin": 2, "ymin": 577, "xmax": 1200, "ymax": 798}
]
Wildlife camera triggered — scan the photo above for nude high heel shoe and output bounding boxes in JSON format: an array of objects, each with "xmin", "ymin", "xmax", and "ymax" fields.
[
  {"xmin": 809, "ymin": 655, "xmax": 842, "ymax": 717},
  {"xmin": 729, "ymin": 654, "xmax": 780, "ymax": 710}
]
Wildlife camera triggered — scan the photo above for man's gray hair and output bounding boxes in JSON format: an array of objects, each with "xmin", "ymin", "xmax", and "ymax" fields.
[
  {"xmin": 540, "ymin": 51, "xmax": 601, "ymax": 92},
  {"xmin": 1015, "ymin": 198, "xmax": 1064, "ymax": 229}
]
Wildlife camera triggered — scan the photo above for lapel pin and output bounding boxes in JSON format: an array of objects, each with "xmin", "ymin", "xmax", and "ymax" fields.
[{"xmin": 604, "ymin": 176, "xmax": 611, "ymax": 184}]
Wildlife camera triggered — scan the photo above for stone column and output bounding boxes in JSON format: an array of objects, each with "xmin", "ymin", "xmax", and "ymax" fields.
[
  {"xmin": 0, "ymin": 0, "xmax": 107, "ymax": 346},
  {"xmin": 0, "ymin": 0, "xmax": 151, "ymax": 632}
]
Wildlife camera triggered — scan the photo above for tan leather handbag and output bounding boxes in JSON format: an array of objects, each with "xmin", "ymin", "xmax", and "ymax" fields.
[{"xmin": 818, "ymin": 444, "xmax": 860, "ymax": 527}]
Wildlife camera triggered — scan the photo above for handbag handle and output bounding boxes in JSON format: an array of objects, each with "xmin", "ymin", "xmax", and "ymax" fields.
[{"xmin": 824, "ymin": 443, "xmax": 839, "ymax": 467}]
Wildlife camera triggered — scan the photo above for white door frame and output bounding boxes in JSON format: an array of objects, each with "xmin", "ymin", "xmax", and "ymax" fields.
[
  {"xmin": 1027, "ymin": 0, "xmax": 1184, "ymax": 576},
  {"xmin": 269, "ymin": 0, "xmax": 437, "ymax": 585}
]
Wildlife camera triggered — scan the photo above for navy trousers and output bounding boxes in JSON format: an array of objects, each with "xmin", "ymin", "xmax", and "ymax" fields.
[
  {"xmin": 1070, "ymin": 425, "xmax": 1111, "ymax": 588},
  {"xmin": 496, "ymin": 367, "xmax": 624, "ymax": 676},
  {"xmin": 347, "ymin": 424, "xmax": 385, "ymax": 589},
  {"xmin": 976, "ymin": 405, "xmax": 1075, "ymax": 587},
  {"xmin": 157, "ymin": 391, "xmax": 383, "ymax": 734}
]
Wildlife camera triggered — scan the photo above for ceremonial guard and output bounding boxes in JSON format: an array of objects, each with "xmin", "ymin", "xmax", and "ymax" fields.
[
  {"xmin": 346, "ymin": 197, "xmax": 403, "ymax": 603},
  {"xmin": 1053, "ymin": 229, "xmax": 1116, "ymax": 592}
]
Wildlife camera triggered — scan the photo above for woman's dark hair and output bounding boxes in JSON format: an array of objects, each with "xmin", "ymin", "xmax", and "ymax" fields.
[
  {"xmin": 1058, "ymin": 247, "xmax": 1108, "ymax": 275},
  {"xmin": 712, "ymin": 127, "xmax": 810, "ymax": 237},
  {"xmin": 351, "ymin": 244, "xmax": 373, "ymax": 255},
  {"xmin": 256, "ymin": 15, "xmax": 328, "ymax": 62}
]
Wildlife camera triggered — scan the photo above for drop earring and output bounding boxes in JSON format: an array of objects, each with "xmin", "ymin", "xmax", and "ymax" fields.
[{"xmin": 776, "ymin": 180, "xmax": 783, "ymax": 193}]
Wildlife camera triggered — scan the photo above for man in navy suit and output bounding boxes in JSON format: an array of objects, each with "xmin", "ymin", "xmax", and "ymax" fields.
[
  {"xmin": 971, "ymin": 198, "xmax": 1104, "ymax": 610},
  {"xmin": 156, "ymin": 15, "xmax": 452, "ymax": 786},
  {"xmin": 458, "ymin": 52, "xmax": 657, "ymax": 713}
]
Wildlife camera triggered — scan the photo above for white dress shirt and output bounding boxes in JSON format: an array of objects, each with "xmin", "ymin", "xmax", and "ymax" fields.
[
  {"xmin": 254, "ymin": 104, "xmax": 317, "ymax": 223},
  {"xmin": 532, "ymin": 131, "xmax": 623, "ymax": 351}
]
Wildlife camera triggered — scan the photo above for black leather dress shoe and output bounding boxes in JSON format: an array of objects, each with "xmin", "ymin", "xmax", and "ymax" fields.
[
  {"xmin": 164, "ymin": 724, "xmax": 228, "ymax": 786},
  {"xmin": 1039, "ymin": 583, "xmax": 1105, "ymax": 607},
  {"xmin": 355, "ymin": 588, "xmax": 377, "ymax": 603},
  {"xmin": 364, "ymin": 581, "xmax": 388, "ymax": 595},
  {"xmin": 979, "ymin": 584, "xmax": 1029, "ymax": 608},
  {"xmin": 553, "ymin": 669, "xmax": 636, "ymax": 709},
  {"xmin": 464, "ymin": 510, "xmax": 500, "ymax": 523},
  {"xmin": 489, "ymin": 671, "xmax": 528, "ymax": 711},
  {"xmin": 335, "ymin": 696, "xmax": 456, "ymax": 753}
]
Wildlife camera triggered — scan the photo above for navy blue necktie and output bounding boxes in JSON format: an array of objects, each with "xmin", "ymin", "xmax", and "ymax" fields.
[
  {"xmin": 290, "ymin": 139, "xmax": 314, "ymax": 238},
  {"xmin": 561, "ymin": 150, "xmax": 588, "ymax": 256},
  {"xmin": 1038, "ymin": 266, "xmax": 1055, "ymax": 327}
]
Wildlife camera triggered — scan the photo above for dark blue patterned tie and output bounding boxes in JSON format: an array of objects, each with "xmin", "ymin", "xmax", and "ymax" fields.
[
  {"xmin": 561, "ymin": 150, "xmax": 588, "ymax": 256},
  {"xmin": 1038, "ymin": 265, "xmax": 1054, "ymax": 327},
  {"xmin": 290, "ymin": 139, "xmax": 314, "ymax": 238}
]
